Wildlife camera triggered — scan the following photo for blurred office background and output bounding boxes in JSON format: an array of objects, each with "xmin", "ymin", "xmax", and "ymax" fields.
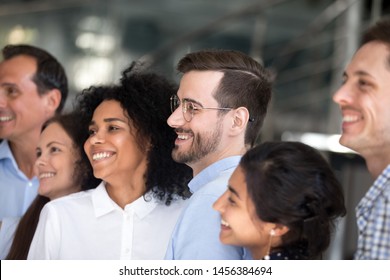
[{"xmin": 1, "ymin": 0, "xmax": 389, "ymax": 259}]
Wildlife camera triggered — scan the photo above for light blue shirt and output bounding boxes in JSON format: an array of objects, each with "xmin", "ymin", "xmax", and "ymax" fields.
[
  {"xmin": 0, "ymin": 217, "xmax": 20, "ymax": 259},
  {"xmin": 165, "ymin": 156, "xmax": 251, "ymax": 260},
  {"xmin": 0, "ymin": 140, "xmax": 39, "ymax": 220}
]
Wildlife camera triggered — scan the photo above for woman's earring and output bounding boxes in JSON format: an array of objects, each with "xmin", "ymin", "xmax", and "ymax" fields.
[{"xmin": 264, "ymin": 229, "xmax": 275, "ymax": 260}]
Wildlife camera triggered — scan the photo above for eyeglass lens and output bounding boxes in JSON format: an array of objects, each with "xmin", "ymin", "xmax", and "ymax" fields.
[{"xmin": 170, "ymin": 95, "xmax": 193, "ymax": 122}]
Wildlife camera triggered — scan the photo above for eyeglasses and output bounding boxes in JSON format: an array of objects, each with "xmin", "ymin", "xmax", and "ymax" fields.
[{"xmin": 170, "ymin": 95, "xmax": 232, "ymax": 122}]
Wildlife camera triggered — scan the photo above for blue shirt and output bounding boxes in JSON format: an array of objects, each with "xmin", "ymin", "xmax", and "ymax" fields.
[
  {"xmin": 0, "ymin": 140, "xmax": 39, "ymax": 220},
  {"xmin": 355, "ymin": 164, "xmax": 390, "ymax": 259},
  {"xmin": 165, "ymin": 156, "xmax": 251, "ymax": 260},
  {"xmin": 0, "ymin": 217, "xmax": 20, "ymax": 259}
]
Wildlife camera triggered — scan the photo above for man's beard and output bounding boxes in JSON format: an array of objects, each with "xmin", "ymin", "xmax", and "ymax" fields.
[{"xmin": 172, "ymin": 122, "xmax": 222, "ymax": 165}]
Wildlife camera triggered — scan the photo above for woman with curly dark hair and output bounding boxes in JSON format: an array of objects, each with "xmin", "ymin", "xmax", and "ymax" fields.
[
  {"xmin": 213, "ymin": 141, "xmax": 346, "ymax": 260},
  {"xmin": 28, "ymin": 65, "xmax": 192, "ymax": 259}
]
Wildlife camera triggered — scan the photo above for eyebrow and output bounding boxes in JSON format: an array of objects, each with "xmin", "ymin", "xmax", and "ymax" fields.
[
  {"xmin": 89, "ymin": 118, "xmax": 127, "ymax": 126},
  {"xmin": 0, "ymin": 82, "xmax": 17, "ymax": 88},
  {"xmin": 182, "ymin": 98, "xmax": 203, "ymax": 107},
  {"xmin": 343, "ymin": 70, "xmax": 373, "ymax": 78},
  {"xmin": 46, "ymin": 141, "xmax": 67, "ymax": 148},
  {"xmin": 228, "ymin": 185, "xmax": 241, "ymax": 200},
  {"xmin": 36, "ymin": 141, "xmax": 67, "ymax": 151}
]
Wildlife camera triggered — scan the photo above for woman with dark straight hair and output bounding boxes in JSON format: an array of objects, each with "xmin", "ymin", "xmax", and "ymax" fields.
[
  {"xmin": 4, "ymin": 112, "xmax": 99, "ymax": 259},
  {"xmin": 214, "ymin": 141, "xmax": 346, "ymax": 260}
]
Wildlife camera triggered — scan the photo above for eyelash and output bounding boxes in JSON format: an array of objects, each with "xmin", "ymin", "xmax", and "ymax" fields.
[
  {"xmin": 228, "ymin": 196, "xmax": 236, "ymax": 205},
  {"xmin": 88, "ymin": 125, "xmax": 120, "ymax": 137},
  {"xmin": 50, "ymin": 147, "xmax": 61, "ymax": 153},
  {"xmin": 108, "ymin": 125, "xmax": 119, "ymax": 131},
  {"xmin": 6, "ymin": 86, "xmax": 18, "ymax": 96}
]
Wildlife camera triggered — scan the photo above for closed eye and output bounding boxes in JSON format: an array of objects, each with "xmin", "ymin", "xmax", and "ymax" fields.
[{"xmin": 228, "ymin": 196, "xmax": 236, "ymax": 206}]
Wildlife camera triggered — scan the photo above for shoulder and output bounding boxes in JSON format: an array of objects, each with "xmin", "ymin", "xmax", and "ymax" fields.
[
  {"xmin": 193, "ymin": 171, "xmax": 231, "ymax": 198},
  {"xmin": 45, "ymin": 189, "xmax": 94, "ymax": 211}
]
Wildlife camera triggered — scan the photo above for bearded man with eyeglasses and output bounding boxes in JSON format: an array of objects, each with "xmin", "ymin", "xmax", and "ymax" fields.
[{"xmin": 165, "ymin": 49, "xmax": 273, "ymax": 260}]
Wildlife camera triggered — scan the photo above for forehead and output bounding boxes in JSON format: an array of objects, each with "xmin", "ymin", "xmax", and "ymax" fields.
[
  {"xmin": 178, "ymin": 70, "xmax": 224, "ymax": 103},
  {"xmin": 229, "ymin": 166, "xmax": 248, "ymax": 196},
  {"xmin": 0, "ymin": 55, "xmax": 37, "ymax": 80},
  {"xmin": 93, "ymin": 100, "xmax": 125, "ymax": 117},
  {"xmin": 347, "ymin": 41, "xmax": 390, "ymax": 76},
  {"xmin": 39, "ymin": 122, "xmax": 73, "ymax": 145}
]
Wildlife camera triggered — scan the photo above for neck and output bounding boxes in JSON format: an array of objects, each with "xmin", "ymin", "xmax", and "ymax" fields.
[
  {"xmin": 249, "ymin": 243, "xmax": 270, "ymax": 260},
  {"xmin": 360, "ymin": 149, "xmax": 390, "ymax": 179},
  {"xmin": 106, "ymin": 183, "xmax": 145, "ymax": 209},
  {"xmin": 104, "ymin": 163, "xmax": 148, "ymax": 209},
  {"xmin": 9, "ymin": 135, "xmax": 40, "ymax": 179},
  {"xmin": 190, "ymin": 145, "xmax": 247, "ymax": 177}
]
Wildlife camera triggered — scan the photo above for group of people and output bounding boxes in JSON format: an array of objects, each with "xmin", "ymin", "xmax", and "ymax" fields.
[{"xmin": 0, "ymin": 17, "xmax": 389, "ymax": 260}]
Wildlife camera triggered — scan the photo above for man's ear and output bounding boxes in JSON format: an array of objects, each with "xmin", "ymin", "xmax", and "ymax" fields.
[
  {"xmin": 231, "ymin": 107, "xmax": 250, "ymax": 132},
  {"xmin": 44, "ymin": 89, "xmax": 62, "ymax": 116}
]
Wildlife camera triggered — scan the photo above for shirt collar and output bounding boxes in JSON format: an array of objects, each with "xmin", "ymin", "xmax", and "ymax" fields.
[
  {"xmin": 188, "ymin": 156, "xmax": 241, "ymax": 193},
  {"xmin": 0, "ymin": 140, "xmax": 13, "ymax": 160},
  {"xmin": 91, "ymin": 181, "xmax": 159, "ymax": 219},
  {"xmin": 0, "ymin": 140, "xmax": 21, "ymax": 172},
  {"xmin": 124, "ymin": 191, "xmax": 159, "ymax": 219}
]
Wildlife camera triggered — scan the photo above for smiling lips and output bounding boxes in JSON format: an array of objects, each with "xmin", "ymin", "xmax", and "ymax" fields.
[
  {"xmin": 221, "ymin": 219, "xmax": 230, "ymax": 228},
  {"xmin": 39, "ymin": 172, "xmax": 55, "ymax": 179},
  {"xmin": 92, "ymin": 151, "xmax": 114, "ymax": 161},
  {"xmin": 342, "ymin": 115, "xmax": 362, "ymax": 123},
  {"xmin": 177, "ymin": 134, "xmax": 189, "ymax": 140},
  {"xmin": 0, "ymin": 115, "xmax": 13, "ymax": 122}
]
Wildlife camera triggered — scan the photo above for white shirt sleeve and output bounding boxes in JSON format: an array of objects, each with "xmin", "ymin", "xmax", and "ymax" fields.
[{"xmin": 27, "ymin": 203, "xmax": 61, "ymax": 259}]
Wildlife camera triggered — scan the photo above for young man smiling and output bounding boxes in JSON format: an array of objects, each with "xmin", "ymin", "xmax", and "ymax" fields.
[
  {"xmin": 333, "ymin": 18, "xmax": 390, "ymax": 259},
  {"xmin": 165, "ymin": 49, "xmax": 273, "ymax": 259}
]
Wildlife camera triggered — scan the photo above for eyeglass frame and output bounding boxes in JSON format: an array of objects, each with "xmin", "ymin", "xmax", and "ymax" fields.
[{"xmin": 170, "ymin": 94, "xmax": 233, "ymax": 122}]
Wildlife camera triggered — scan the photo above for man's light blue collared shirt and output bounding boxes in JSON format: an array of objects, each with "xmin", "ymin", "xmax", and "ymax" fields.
[
  {"xmin": 165, "ymin": 156, "xmax": 251, "ymax": 260},
  {"xmin": 0, "ymin": 140, "xmax": 39, "ymax": 220}
]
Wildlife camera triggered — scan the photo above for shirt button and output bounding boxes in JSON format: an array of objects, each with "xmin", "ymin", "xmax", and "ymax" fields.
[{"xmin": 28, "ymin": 182, "xmax": 33, "ymax": 187}]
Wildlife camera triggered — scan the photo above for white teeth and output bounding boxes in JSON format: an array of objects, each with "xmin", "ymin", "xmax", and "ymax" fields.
[
  {"xmin": 92, "ymin": 152, "xmax": 112, "ymax": 161},
  {"xmin": 221, "ymin": 219, "xmax": 230, "ymax": 227},
  {"xmin": 343, "ymin": 115, "xmax": 360, "ymax": 122},
  {"xmin": 178, "ymin": 134, "xmax": 189, "ymax": 140},
  {"xmin": 0, "ymin": 116, "xmax": 13, "ymax": 122},
  {"xmin": 39, "ymin": 172, "xmax": 55, "ymax": 179}
]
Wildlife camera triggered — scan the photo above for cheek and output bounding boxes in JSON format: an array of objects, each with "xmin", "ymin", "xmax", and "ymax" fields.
[{"xmin": 84, "ymin": 141, "xmax": 91, "ymax": 158}]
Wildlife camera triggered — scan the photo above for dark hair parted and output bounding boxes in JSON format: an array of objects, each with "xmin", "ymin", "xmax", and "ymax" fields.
[
  {"xmin": 2, "ymin": 44, "xmax": 68, "ymax": 113},
  {"xmin": 6, "ymin": 112, "xmax": 100, "ymax": 260},
  {"xmin": 177, "ymin": 49, "xmax": 273, "ymax": 147},
  {"xmin": 240, "ymin": 141, "xmax": 346, "ymax": 259},
  {"xmin": 75, "ymin": 64, "xmax": 192, "ymax": 205}
]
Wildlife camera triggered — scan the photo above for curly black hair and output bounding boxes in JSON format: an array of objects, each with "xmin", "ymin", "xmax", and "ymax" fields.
[{"xmin": 74, "ymin": 63, "xmax": 192, "ymax": 205}]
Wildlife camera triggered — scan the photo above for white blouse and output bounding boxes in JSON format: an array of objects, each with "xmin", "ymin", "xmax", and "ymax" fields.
[{"xmin": 27, "ymin": 182, "xmax": 189, "ymax": 260}]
